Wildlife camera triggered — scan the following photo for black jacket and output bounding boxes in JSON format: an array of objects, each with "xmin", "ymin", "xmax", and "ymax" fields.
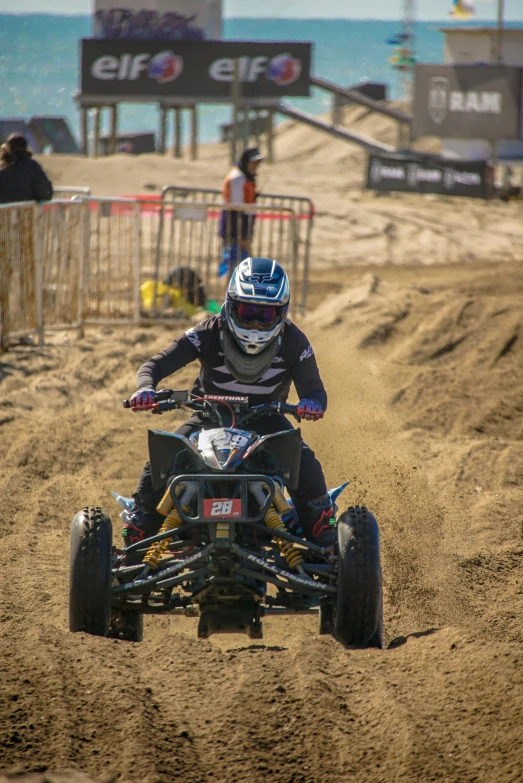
[
  {"xmin": 136, "ymin": 315, "xmax": 327, "ymax": 410},
  {"xmin": 0, "ymin": 158, "xmax": 53, "ymax": 204}
]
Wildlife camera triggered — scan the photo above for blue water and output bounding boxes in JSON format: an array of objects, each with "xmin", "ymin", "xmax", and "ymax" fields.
[{"xmin": 0, "ymin": 15, "xmax": 459, "ymax": 145}]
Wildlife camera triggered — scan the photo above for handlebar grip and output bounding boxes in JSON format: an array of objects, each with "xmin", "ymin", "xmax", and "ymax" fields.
[
  {"xmin": 123, "ymin": 399, "xmax": 131, "ymax": 409},
  {"xmin": 280, "ymin": 402, "xmax": 298, "ymax": 414}
]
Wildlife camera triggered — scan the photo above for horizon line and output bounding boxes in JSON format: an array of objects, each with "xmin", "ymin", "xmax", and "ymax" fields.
[{"xmin": 0, "ymin": 12, "xmax": 520, "ymax": 22}]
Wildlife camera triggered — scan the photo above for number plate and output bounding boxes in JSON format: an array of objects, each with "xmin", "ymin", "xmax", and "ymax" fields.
[{"xmin": 203, "ymin": 499, "xmax": 242, "ymax": 518}]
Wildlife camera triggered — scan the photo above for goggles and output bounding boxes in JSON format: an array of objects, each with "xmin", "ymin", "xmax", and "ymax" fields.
[{"xmin": 234, "ymin": 302, "xmax": 280, "ymax": 328}]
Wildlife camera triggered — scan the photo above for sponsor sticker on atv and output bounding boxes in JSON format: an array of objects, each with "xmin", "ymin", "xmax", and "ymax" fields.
[{"xmin": 203, "ymin": 499, "xmax": 242, "ymax": 518}]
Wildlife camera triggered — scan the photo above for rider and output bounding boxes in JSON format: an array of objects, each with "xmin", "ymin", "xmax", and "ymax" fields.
[{"xmin": 125, "ymin": 257, "xmax": 335, "ymax": 559}]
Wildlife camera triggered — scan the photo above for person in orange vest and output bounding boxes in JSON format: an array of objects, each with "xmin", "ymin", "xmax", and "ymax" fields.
[{"xmin": 218, "ymin": 147, "xmax": 263, "ymax": 277}]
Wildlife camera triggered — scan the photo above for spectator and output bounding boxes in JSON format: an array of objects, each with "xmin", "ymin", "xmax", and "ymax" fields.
[
  {"xmin": 0, "ymin": 133, "xmax": 53, "ymax": 204},
  {"xmin": 218, "ymin": 147, "xmax": 263, "ymax": 277}
]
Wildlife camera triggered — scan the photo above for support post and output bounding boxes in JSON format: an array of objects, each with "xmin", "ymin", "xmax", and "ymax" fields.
[
  {"xmin": 80, "ymin": 107, "xmax": 89, "ymax": 156},
  {"xmin": 93, "ymin": 108, "xmax": 101, "ymax": 158},
  {"xmin": 33, "ymin": 205, "xmax": 44, "ymax": 347},
  {"xmin": 266, "ymin": 109, "xmax": 274, "ymax": 164},
  {"xmin": 332, "ymin": 94, "xmax": 342, "ymax": 126},
  {"xmin": 77, "ymin": 199, "xmax": 87, "ymax": 338},
  {"xmin": 489, "ymin": 0, "xmax": 504, "ymax": 199},
  {"xmin": 190, "ymin": 105, "xmax": 198, "ymax": 160},
  {"xmin": 243, "ymin": 106, "xmax": 250, "ymax": 150},
  {"xmin": 230, "ymin": 59, "xmax": 241, "ymax": 164},
  {"xmin": 174, "ymin": 107, "xmax": 182, "ymax": 158},
  {"xmin": 133, "ymin": 202, "xmax": 141, "ymax": 323},
  {"xmin": 494, "ymin": 0, "xmax": 505, "ymax": 63},
  {"xmin": 109, "ymin": 104, "xmax": 118, "ymax": 155},
  {"xmin": 158, "ymin": 105, "xmax": 167, "ymax": 154},
  {"xmin": 489, "ymin": 140, "xmax": 498, "ymax": 200},
  {"xmin": 253, "ymin": 109, "xmax": 261, "ymax": 149},
  {"xmin": 397, "ymin": 121, "xmax": 409, "ymax": 151}
]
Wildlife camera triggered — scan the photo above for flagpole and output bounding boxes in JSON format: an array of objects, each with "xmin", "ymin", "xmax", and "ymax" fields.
[
  {"xmin": 495, "ymin": 0, "xmax": 504, "ymax": 64},
  {"xmin": 490, "ymin": 0, "xmax": 504, "ymax": 201}
]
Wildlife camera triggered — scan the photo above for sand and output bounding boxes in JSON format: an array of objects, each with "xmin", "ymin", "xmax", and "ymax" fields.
[{"xmin": 1, "ymin": 109, "xmax": 522, "ymax": 783}]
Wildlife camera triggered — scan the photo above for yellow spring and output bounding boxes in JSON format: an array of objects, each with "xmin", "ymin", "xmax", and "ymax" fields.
[
  {"xmin": 264, "ymin": 506, "xmax": 304, "ymax": 570},
  {"xmin": 143, "ymin": 506, "xmax": 187, "ymax": 570}
]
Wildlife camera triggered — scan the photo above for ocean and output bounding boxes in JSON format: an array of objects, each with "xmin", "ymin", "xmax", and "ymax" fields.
[{"xmin": 0, "ymin": 15, "xmax": 454, "ymax": 146}]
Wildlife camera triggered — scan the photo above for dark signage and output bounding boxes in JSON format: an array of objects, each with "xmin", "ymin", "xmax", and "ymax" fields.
[
  {"xmin": 81, "ymin": 39, "xmax": 311, "ymax": 98},
  {"xmin": 29, "ymin": 117, "xmax": 80, "ymax": 154},
  {"xmin": 366, "ymin": 153, "xmax": 492, "ymax": 199},
  {"xmin": 413, "ymin": 64, "xmax": 522, "ymax": 140}
]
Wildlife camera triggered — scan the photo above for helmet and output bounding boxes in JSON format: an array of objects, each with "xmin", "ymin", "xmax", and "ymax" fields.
[{"xmin": 224, "ymin": 257, "xmax": 290, "ymax": 355}]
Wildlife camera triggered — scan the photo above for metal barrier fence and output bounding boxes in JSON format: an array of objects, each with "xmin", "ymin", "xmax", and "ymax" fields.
[
  {"xmin": 40, "ymin": 200, "xmax": 86, "ymax": 330},
  {"xmin": 83, "ymin": 198, "xmax": 141, "ymax": 323},
  {"xmin": 159, "ymin": 185, "xmax": 314, "ymax": 313},
  {"xmin": 153, "ymin": 200, "xmax": 299, "ymax": 317},
  {"xmin": 0, "ymin": 191, "xmax": 311, "ymax": 349},
  {"xmin": 0, "ymin": 202, "xmax": 41, "ymax": 349},
  {"xmin": 39, "ymin": 198, "xmax": 142, "ymax": 327}
]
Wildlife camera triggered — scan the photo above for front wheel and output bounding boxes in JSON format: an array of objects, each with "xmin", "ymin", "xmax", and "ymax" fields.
[
  {"xmin": 333, "ymin": 505, "xmax": 383, "ymax": 648},
  {"xmin": 69, "ymin": 506, "xmax": 113, "ymax": 637}
]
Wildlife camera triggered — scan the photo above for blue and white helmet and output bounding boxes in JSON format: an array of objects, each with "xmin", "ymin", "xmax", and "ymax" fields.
[{"xmin": 224, "ymin": 258, "xmax": 290, "ymax": 355}]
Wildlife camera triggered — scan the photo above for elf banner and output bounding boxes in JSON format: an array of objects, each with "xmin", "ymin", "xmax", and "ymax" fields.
[{"xmin": 93, "ymin": 0, "xmax": 222, "ymax": 40}]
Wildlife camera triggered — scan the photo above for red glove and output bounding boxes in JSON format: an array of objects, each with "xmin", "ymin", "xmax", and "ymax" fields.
[
  {"xmin": 297, "ymin": 398, "xmax": 324, "ymax": 421},
  {"xmin": 130, "ymin": 388, "xmax": 156, "ymax": 411}
]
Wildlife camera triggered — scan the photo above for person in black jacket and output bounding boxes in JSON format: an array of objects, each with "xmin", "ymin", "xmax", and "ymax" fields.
[
  {"xmin": 0, "ymin": 134, "xmax": 53, "ymax": 204},
  {"xmin": 125, "ymin": 257, "xmax": 336, "ymax": 560}
]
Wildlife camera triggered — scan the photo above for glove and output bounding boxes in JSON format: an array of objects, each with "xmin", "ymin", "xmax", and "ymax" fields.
[
  {"xmin": 130, "ymin": 388, "xmax": 155, "ymax": 411},
  {"xmin": 297, "ymin": 398, "xmax": 324, "ymax": 421}
]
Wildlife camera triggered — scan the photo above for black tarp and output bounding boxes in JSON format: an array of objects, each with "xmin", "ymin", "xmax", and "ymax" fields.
[{"xmin": 366, "ymin": 152, "xmax": 493, "ymax": 199}]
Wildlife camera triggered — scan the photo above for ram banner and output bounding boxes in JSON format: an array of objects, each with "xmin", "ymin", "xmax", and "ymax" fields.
[{"xmin": 413, "ymin": 64, "xmax": 522, "ymax": 140}]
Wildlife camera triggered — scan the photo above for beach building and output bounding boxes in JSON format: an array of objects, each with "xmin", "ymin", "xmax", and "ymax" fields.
[{"xmin": 440, "ymin": 27, "xmax": 523, "ymax": 160}]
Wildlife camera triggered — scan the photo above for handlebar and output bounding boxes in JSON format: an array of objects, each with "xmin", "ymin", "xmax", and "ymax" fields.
[
  {"xmin": 123, "ymin": 389, "xmax": 301, "ymax": 424},
  {"xmin": 122, "ymin": 388, "xmax": 183, "ymax": 410}
]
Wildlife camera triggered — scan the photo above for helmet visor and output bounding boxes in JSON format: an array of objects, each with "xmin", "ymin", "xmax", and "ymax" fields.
[{"xmin": 234, "ymin": 302, "xmax": 280, "ymax": 329}]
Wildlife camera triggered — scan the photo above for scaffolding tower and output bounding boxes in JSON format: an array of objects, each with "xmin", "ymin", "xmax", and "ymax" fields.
[{"xmin": 390, "ymin": 0, "xmax": 417, "ymax": 102}]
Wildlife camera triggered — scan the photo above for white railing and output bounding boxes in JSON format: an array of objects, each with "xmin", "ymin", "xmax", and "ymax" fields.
[{"xmin": 52, "ymin": 186, "xmax": 92, "ymax": 199}]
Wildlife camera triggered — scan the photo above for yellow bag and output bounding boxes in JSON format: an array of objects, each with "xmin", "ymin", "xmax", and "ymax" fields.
[{"xmin": 140, "ymin": 279, "xmax": 199, "ymax": 316}]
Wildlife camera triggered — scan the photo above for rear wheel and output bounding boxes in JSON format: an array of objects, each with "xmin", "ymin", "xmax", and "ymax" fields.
[
  {"xmin": 333, "ymin": 505, "xmax": 383, "ymax": 648},
  {"xmin": 69, "ymin": 506, "xmax": 113, "ymax": 637}
]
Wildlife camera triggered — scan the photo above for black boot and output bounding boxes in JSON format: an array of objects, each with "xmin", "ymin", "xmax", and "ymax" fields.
[
  {"xmin": 298, "ymin": 493, "xmax": 337, "ymax": 547},
  {"xmin": 121, "ymin": 494, "xmax": 164, "ymax": 566}
]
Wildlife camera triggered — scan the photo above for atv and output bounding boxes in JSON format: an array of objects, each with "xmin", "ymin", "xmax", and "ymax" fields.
[{"xmin": 69, "ymin": 391, "xmax": 383, "ymax": 647}]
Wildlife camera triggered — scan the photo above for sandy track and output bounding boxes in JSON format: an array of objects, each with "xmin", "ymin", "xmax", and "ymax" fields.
[{"xmin": 1, "ymin": 257, "xmax": 522, "ymax": 783}]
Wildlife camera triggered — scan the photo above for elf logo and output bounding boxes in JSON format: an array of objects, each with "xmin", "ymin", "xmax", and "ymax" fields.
[
  {"xmin": 209, "ymin": 54, "xmax": 301, "ymax": 85},
  {"xmin": 91, "ymin": 51, "xmax": 183, "ymax": 82}
]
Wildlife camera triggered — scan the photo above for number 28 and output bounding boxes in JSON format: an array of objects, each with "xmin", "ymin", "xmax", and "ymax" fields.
[{"xmin": 211, "ymin": 500, "xmax": 233, "ymax": 516}]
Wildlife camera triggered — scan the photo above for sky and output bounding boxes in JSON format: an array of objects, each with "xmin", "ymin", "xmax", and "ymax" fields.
[{"xmin": 0, "ymin": 0, "xmax": 520, "ymax": 21}]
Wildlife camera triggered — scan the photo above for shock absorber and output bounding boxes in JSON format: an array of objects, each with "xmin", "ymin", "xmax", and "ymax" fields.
[
  {"xmin": 143, "ymin": 482, "xmax": 198, "ymax": 571},
  {"xmin": 250, "ymin": 482, "xmax": 304, "ymax": 571}
]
